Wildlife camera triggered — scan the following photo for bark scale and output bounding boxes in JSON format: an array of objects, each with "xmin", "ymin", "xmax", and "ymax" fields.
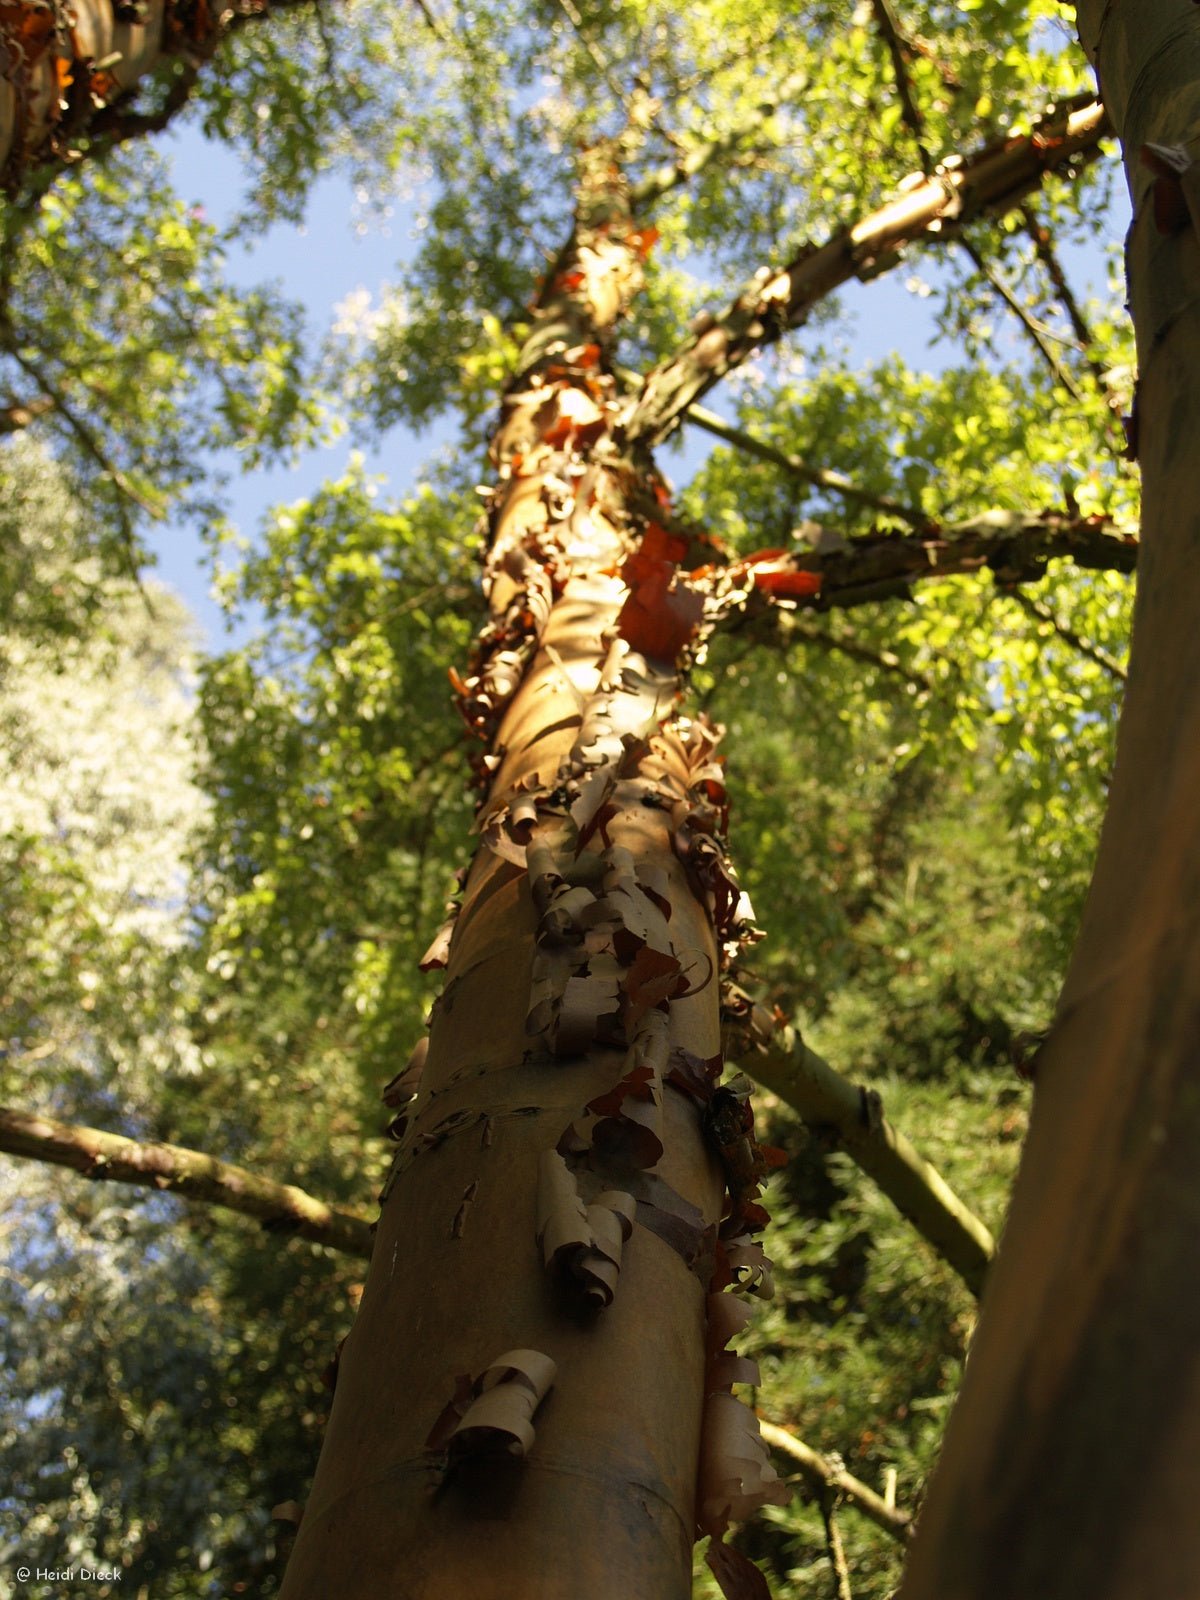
[
  {"xmin": 899, "ymin": 7, "xmax": 1200, "ymax": 1597},
  {"xmin": 281, "ymin": 148, "xmax": 784, "ymax": 1600}
]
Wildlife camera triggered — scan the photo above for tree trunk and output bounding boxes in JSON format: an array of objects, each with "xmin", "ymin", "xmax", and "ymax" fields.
[
  {"xmin": 899, "ymin": 6, "xmax": 1200, "ymax": 1596},
  {"xmin": 0, "ymin": 0, "xmax": 310, "ymax": 192},
  {"xmin": 280, "ymin": 146, "xmax": 783, "ymax": 1600}
]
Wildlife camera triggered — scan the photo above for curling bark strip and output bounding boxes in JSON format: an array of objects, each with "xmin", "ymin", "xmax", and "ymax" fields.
[
  {"xmin": 627, "ymin": 96, "xmax": 1109, "ymax": 445},
  {"xmin": 0, "ymin": 1105, "xmax": 374, "ymax": 1257},
  {"xmin": 281, "ymin": 146, "xmax": 783, "ymax": 1600}
]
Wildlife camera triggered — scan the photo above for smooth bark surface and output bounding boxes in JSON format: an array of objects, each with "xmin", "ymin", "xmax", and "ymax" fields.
[{"xmin": 900, "ymin": 6, "xmax": 1200, "ymax": 1596}]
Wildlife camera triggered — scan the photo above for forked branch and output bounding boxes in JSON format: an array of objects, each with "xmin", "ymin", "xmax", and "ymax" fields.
[
  {"xmin": 725, "ymin": 1007, "xmax": 995, "ymax": 1296},
  {"xmin": 627, "ymin": 97, "xmax": 1109, "ymax": 444},
  {"xmin": 758, "ymin": 1418, "xmax": 914, "ymax": 1543}
]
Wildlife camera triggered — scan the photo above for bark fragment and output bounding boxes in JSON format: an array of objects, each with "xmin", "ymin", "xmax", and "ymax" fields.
[{"xmin": 426, "ymin": 1349, "xmax": 558, "ymax": 1463}]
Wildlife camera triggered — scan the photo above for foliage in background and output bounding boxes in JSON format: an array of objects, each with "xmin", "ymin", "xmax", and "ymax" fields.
[{"xmin": 0, "ymin": 0, "xmax": 1139, "ymax": 1593}]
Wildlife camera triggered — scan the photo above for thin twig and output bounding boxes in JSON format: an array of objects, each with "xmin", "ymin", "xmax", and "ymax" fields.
[
  {"xmin": 785, "ymin": 616, "xmax": 935, "ymax": 692},
  {"xmin": 555, "ymin": 0, "xmax": 634, "ymax": 119},
  {"xmin": 633, "ymin": 67, "xmax": 810, "ymax": 208},
  {"xmin": 758, "ymin": 1419, "xmax": 913, "ymax": 1543},
  {"xmin": 684, "ymin": 400, "xmax": 934, "ymax": 529},
  {"xmin": 959, "ymin": 236, "xmax": 1086, "ymax": 402},
  {"xmin": 1020, "ymin": 201, "xmax": 1127, "ymax": 440},
  {"xmin": 0, "ymin": 338, "xmax": 156, "ymax": 581},
  {"xmin": 872, "ymin": 0, "xmax": 932, "ymax": 172},
  {"xmin": 1010, "ymin": 587, "xmax": 1128, "ymax": 683},
  {"xmin": 821, "ymin": 1493, "xmax": 854, "ymax": 1600}
]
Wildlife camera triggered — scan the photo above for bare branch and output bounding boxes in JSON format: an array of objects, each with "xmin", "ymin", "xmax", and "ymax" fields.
[
  {"xmin": 83, "ymin": 58, "xmax": 201, "ymax": 154},
  {"xmin": 725, "ymin": 1001, "xmax": 996, "ymax": 1296},
  {"xmin": 705, "ymin": 509, "xmax": 1137, "ymax": 623},
  {"xmin": 758, "ymin": 1418, "xmax": 914, "ymax": 1544},
  {"xmin": 0, "ymin": 337, "xmax": 158, "ymax": 578},
  {"xmin": 872, "ymin": 0, "xmax": 932, "ymax": 173},
  {"xmin": 682, "ymin": 399, "xmax": 933, "ymax": 528},
  {"xmin": 626, "ymin": 97, "xmax": 1110, "ymax": 445},
  {"xmin": 1020, "ymin": 200, "xmax": 1128, "ymax": 431},
  {"xmin": 1, "ymin": 0, "xmax": 334, "ymax": 196},
  {"xmin": 782, "ymin": 616, "xmax": 936, "ymax": 692},
  {"xmin": 1009, "ymin": 587, "xmax": 1128, "ymax": 683},
  {"xmin": 555, "ymin": 0, "xmax": 634, "ymax": 123},
  {"xmin": 822, "ymin": 1495, "xmax": 855, "ymax": 1600},
  {"xmin": 1020, "ymin": 201, "xmax": 1099, "ymax": 354},
  {"xmin": 958, "ymin": 235, "xmax": 1087, "ymax": 403},
  {"xmin": 632, "ymin": 68, "xmax": 810, "ymax": 208},
  {"xmin": 0, "ymin": 1105, "xmax": 375, "ymax": 1260}
]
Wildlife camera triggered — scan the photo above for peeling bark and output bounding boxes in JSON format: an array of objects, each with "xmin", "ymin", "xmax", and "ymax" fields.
[
  {"xmin": 280, "ymin": 144, "xmax": 784, "ymax": 1600},
  {"xmin": 700, "ymin": 511, "xmax": 1136, "ymax": 621},
  {"xmin": 0, "ymin": 0, "xmax": 315, "ymax": 192},
  {"xmin": 626, "ymin": 97, "xmax": 1109, "ymax": 446}
]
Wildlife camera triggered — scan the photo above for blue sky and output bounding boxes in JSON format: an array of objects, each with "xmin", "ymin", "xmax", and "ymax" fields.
[{"xmin": 149, "ymin": 119, "xmax": 1128, "ymax": 653}]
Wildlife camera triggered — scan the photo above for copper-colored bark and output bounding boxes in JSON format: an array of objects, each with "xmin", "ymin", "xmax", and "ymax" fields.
[
  {"xmin": 280, "ymin": 148, "xmax": 778, "ymax": 1600},
  {"xmin": 0, "ymin": 0, "xmax": 312, "ymax": 190}
]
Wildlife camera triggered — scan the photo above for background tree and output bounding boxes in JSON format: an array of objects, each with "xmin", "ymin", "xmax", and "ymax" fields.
[{"xmin": 0, "ymin": 2, "xmax": 1157, "ymax": 1597}]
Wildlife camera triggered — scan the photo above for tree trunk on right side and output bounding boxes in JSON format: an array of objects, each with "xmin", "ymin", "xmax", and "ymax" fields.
[{"xmin": 899, "ymin": 6, "xmax": 1200, "ymax": 1596}]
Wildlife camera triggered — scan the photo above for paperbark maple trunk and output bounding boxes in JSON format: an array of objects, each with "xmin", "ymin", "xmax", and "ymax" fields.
[
  {"xmin": 0, "ymin": 0, "xmax": 312, "ymax": 191},
  {"xmin": 899, "ymin": 6, "xmax": 1200, "ymax": 1597},
  {"xmin": 280, "ymin": 149, "xmax": 781, "ymax": 1600}
]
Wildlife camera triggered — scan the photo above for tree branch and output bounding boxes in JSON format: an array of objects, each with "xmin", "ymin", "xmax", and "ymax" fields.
[
  {"xmin": 632, "ymin": 68, "xmax": 810, "ymax": 209},
  {"xmin": 1020, "ymin": 201, "xmax": 1099, "ymax": 354},
  {"xmin": 705, "ymin": 510, "xmax": 1137, "ymax": 623},
  {"xmin": 0, "ymin": 337, "xmax": 157, "ymax": 577},
  {"xmin": 1, "ymin": 0, "xmax": 330, "ymax": 196},
  {"xmin": 757, "ymin": 1418, "xmax": 914, "ymax": 1544},
  {"xmin": 681, "ymin": 399, "xmax": 933, "ymax": 528},
  {"xmin": 0, "ymin": 1105, "xmax": 375, "ymax": 1260},
  {"xmin": 626, "ymin": 96, "xmax": 1110, "ymax": 445},
  {"xmin": 781, "ymin": 615, "xmax": 936, "ymax": 692},
  {"xmin": 1020, "ymin": 199, "xmax": 1128, "ymax": 432},
  {"xmin": 725, "ymin": 1001, "xmax": 995, "ymax": 1297},
  {"xmin": 872, "ymin": 0, "xmax": 932, "ymax": 173},
  {"xmin": 822, "ymin": 1494, "xmax": 855, "ymax": 1600},
  {"xmin": 958, "ymin": 235, "xmax": 1087, "ymax": 403},
  {"xmin": 1009, "ymin": 587, "xmax": 1128, "ymax": 683}
]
